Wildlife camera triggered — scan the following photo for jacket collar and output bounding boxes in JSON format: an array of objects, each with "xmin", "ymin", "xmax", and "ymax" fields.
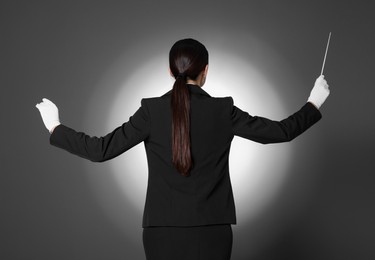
[
  {"xmin": 162, "ymin": 84, "xmax": 211, "ymax": 97},
  {"xmin": 187, "ymin": 84, "xmax": 211, "ymax": 97}
]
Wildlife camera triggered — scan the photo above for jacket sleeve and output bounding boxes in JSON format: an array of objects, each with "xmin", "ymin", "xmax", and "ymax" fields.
[
  {"xmin": 49, "ymin": 99, "xmax": 150, "ymax": 162},
  {"xmin": 231, "ymin": 99, "xmax": 322, "ymax": 144}
]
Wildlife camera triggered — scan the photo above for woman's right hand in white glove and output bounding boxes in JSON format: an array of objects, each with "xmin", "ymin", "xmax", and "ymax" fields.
[
  {"xmin": 307, "ymin": 75, "xmax": 330, "ymax": 109},
  {"xmin": 36, "ymin": 98, "xmax": 61, "ymax": 133}
]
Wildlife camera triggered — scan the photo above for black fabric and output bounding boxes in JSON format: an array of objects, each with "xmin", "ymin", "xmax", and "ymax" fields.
[
  {"xmin": 142, "ymin": 224, "xmax": 233, "ymax": 260},
  {"xmin": 50, "ymin": 84, "xmax": 322, "ymax": 227}
]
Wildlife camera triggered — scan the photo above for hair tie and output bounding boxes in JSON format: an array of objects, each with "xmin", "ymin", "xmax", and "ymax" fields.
[{"xmin": 177, "ymin": 73, "xmax": 187, "ymax": 79}]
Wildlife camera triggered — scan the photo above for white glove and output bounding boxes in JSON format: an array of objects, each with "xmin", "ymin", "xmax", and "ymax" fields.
[
  {"xmin": 36, "ymin": 98, "xmax": 61, "ymax": 133},
  {"xmin": 307, "ymin": 75, "xmax": 330, "ymax": 109}
]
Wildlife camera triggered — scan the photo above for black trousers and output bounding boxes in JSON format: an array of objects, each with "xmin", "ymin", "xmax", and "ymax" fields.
[{"xmin": 142, "ymin": 224, "xmax": 233, "ymax": 260}]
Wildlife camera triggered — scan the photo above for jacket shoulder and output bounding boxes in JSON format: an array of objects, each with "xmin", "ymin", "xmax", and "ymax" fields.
[
  {"xmin": 203, "ymin": 96, "xmax": 234, "ymax": 108},
  {"xmin": 141, "ymin": 94, "xmax": 233, "ymax": 109},
  {"xmin": 141, "ymin": 92, "xmax": 170, "ymax": 102}
]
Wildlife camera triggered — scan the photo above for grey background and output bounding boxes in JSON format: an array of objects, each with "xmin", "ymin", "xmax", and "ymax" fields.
[{"xmin": 1, "ymin": 1, "xmax": 374, "ymax": 259}]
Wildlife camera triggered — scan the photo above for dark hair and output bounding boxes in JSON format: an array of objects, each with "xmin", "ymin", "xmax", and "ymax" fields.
[{"xmin": 169, "ymin": 38, "xmax": 209, "ymax": 176}]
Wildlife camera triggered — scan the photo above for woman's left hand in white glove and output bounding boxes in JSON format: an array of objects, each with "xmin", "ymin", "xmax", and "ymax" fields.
[
  {"xmin": 36, "ymin": 98, "xmax": 61, "ymax": 133},
  {"xmin": 307, "ymin": 75, "xmax": 330, "ymax": 109}
]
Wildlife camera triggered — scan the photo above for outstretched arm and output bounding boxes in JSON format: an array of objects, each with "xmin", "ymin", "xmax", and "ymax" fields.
[
  {"xmin": 232, "ymin": 75, "xmax": 330, "ymax": 144},
  {"xmin": 36, "ymin": 99, "xmax": 150, "ymax": 162}
]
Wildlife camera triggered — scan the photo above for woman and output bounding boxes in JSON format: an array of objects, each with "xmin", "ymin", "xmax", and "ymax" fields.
[{"xmin": 36, "ymin": 38, "xmax": 330, "ymax": 260}]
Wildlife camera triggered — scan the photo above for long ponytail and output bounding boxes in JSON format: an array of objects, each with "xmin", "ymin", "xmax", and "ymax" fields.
[
  {"xmin": 171, "ymin": 74, "xmax": 191, "ymax": 176},
  {"xmin": 169, "ymin": 39, "xmax": 209, "ymax": 176}
]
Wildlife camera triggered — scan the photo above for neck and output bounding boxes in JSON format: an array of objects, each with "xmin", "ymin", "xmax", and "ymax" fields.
[
  {"xmin": 186, "ymin": 73, "xmax": 205, "ymax": 87},
  {"xmin": 186, "ymin": 79, "xmax": 200, "ymax": 86}
]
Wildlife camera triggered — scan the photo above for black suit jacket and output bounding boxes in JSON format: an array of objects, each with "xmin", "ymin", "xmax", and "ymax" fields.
[{"xmin": 50, "ymin": 84, "xmax": 322, "ymax": 227}]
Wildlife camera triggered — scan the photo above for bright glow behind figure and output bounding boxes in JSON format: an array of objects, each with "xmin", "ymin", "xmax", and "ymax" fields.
[{"xmin": 85, "ymin": 46, "xmax": 292, "ymax": 233}]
